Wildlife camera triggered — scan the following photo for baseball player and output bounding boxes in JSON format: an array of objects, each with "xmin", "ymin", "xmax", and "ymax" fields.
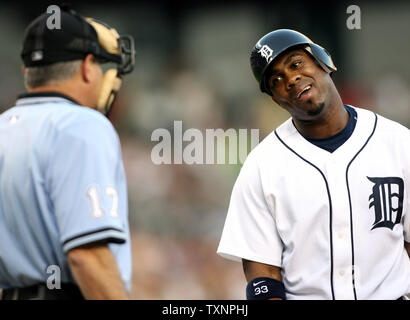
[
  {"xmin": 217, "ymin": 29, "xmax": 410, "ymax": 300},
  {"xmin": 0, "ymin": 7, "xmax": 135, "ymax": 299}
]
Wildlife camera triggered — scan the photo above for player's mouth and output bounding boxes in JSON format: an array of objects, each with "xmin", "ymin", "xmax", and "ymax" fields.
[{"xmin": 295, "ymin": 84, "xmax": 312, "ymax": 101}]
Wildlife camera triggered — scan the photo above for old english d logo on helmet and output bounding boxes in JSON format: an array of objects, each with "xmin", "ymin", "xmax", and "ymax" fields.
[
  {"xmin": 250, "ymin": 29, "xmax": 337, "ymax": 96},
  {"xmin": 258, "ymin": 44, "xmax": 274, "ymax": 63}
]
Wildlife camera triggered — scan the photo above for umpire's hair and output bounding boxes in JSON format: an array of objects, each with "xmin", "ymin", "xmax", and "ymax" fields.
[{"xmin": 24, "ymin": 60, "xmax": 82, "ymax": 89}]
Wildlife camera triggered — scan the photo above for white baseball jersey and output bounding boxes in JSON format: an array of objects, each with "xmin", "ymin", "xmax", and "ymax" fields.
[{"xmin": 217, "ymin": 106, "xmax": 410, "ymax": 300}]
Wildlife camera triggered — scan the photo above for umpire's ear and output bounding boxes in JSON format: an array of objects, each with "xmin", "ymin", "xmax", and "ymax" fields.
[
  {"xmin": 81, "ymin": 54, "xmax": 100, "ymax": 83},
  {"xmin": 22, "ymin": 66, "xmax": 30, "ymax": 90},
  {"xmin": 22, "ymin": 66, "xmax": 28, "ymax": 80}
]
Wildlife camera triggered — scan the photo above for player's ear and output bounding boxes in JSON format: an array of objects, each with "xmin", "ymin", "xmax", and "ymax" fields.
[{"xmin": 81, "ymin": 54, "xmax": 95, "ymax": 83}]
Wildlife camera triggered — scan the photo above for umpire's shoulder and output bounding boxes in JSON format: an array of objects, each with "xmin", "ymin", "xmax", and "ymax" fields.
[{"xmin": 51, "ymin": 104, "xmax": 119, "ymax": 143}]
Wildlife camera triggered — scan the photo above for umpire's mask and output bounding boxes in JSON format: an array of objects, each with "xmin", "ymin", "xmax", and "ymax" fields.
[
  {"xmin": 21, "ymin": 6, "xmax": 136, "ymax": 116},
  {"xmin": 85, "ymin": 18, "xmax": 135, "ymax": 115}
]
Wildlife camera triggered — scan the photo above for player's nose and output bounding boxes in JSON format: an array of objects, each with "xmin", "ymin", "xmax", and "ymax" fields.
[{"xmin": 286, "ymin": 73, "xmax": 301, "ymax": 91}]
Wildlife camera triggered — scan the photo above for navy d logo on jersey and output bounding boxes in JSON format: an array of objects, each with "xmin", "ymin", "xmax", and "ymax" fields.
[{"xmin": 368, "ymin": 177, "xmax": 404, "ymax": 230}]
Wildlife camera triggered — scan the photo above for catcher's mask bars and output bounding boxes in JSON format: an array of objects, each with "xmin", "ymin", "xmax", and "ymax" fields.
[
  {"xmin": 21, "ymin": 6, "xmax": 136, "ymax": 116},
  {"xmin": 250, "ymin": 29, "xmax": 336, "ymax": 96},
  {"xmin": 85, "ymin": 17, "xmax": 136, "ymax": 115}
]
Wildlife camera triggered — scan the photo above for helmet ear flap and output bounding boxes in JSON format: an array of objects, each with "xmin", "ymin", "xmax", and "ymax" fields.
[
  {"xmin": 262, "ymin": 68, "xmax": 274, "ymax": 96},
  {"xmin": 306, "ymin": 44, "xmax": 337, "ymax": 73},
  {"xmin": 97, "ymin": 69, "xmax": 122, "ymax": 115}
]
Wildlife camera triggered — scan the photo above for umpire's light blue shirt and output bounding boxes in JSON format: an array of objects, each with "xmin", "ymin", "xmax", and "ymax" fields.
[{"xmin": 0, "ymin": 93, "xmax": 131, "ymax": 291}]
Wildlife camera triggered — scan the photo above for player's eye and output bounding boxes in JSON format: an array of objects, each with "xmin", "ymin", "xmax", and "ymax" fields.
[
  {"xmin": 291, "ymin": 61, "xmax": 302, "ymax": 69},
  {"xmin": 270, "ymin": 76, "xmax": 281, "ymax": 87}
]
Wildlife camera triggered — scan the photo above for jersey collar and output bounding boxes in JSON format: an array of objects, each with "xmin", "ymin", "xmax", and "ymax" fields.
[
  {"xmin": 16, "ymin": 91, "xmax": 81, "ymax": 106},
  {"xmin": 275, "ymin": 106, "xmax": 377, "ymax": 167}
]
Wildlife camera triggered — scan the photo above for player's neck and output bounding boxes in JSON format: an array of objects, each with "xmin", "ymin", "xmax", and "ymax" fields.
[{"xmin": 293, "ymin": 96, "xmax": 348, "ymax": 139}]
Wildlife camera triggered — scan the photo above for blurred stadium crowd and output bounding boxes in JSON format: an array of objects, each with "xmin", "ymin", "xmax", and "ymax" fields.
[{"xmin": 0, "ymin": 0, "xmax": 409, "ymax": 299}]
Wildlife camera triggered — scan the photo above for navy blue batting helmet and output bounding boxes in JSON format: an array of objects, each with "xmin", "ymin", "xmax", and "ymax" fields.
[{"xmin": 250, "ymin": 29, "xmax": 337, "ymax": 96}]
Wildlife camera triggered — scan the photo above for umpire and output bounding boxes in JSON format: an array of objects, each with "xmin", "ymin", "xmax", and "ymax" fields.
[{"xmin": 0, "ymin": 7, "xmax": 135, "ymax": 299}]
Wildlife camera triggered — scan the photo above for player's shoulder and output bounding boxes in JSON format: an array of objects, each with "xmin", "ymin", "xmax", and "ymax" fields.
[
  {"xmin": 353, "ymin": 105, "xmax": 410, "ymax": 137},
  {"xmin": 376, "ymin": 112, "xmax": 410, "ymax": 136},
  {"xmin": 242, "ymin": 118, "xmax": 292, "ymax": 168}
]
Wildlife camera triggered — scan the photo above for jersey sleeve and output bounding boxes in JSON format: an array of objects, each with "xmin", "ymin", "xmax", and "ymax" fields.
[
  {"xmin": 217, "ymin": 151, "xmax": 283, "ymax": 267},
  {"xmin": 405, "ymin": 200, "xmax": 410, "ymax": 243},
  {"xmin": 404, "ymin": 130, "xmax": 410, "ymax": 243},
  {"xmin": 46, "ymin": 111, "xmax": 128, "ymax": 253}
]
